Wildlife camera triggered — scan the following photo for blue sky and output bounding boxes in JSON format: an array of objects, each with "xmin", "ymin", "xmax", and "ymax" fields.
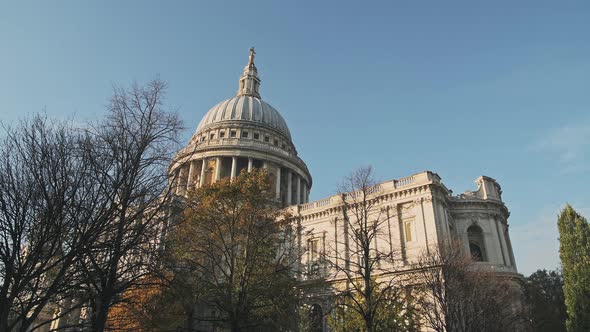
[{"xmin": 1, "ymin": 1, "xmax": 589, "ymax": 275}]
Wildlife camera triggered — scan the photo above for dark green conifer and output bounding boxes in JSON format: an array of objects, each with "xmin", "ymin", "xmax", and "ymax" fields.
[{"xmin": 557, "ymin": 204, "xmax": 590, "ymax": 332}]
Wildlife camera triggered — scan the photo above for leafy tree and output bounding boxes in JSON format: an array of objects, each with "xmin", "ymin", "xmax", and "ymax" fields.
[
  {"xmin": 558, "ymin": 205, "xmax": 590, "ymax": 332},
  {"xmin": 105, "ymin": 275, "xmax": 167, "ymax": 331},
  {"xmin": 524, "ymin": 269, "xmax": 567, "ymax": 332},
  {"xmin": 167, "ymin": 169, "xmax": 301, "ymax": 332},
  {"xmin": 327, "ymin": 282, "xmax": 418, "ymax": 332}
]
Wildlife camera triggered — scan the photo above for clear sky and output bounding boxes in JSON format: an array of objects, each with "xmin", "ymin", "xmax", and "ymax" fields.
[{"xmin": 1, "ymin": 1, "xmax": 589, "ymax": 275}]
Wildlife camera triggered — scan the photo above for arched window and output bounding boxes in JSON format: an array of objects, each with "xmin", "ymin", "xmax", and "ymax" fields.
[
  {"xmin": 467, "ymin": 225, "xmax": 487, "ymax": 262},
  {"xmin": 310, "ymin": 304, "xmax": 323, "ymax": 332}
]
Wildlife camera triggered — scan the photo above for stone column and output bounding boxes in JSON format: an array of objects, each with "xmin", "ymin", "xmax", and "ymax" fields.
[
  {"xmin": 187, "ymin": 160, "xmax": 195, "ymax": 189},
  {"xmin": 174, "ymin": 168, "xmax": 182, "ymax": 195},
  {"xmin": 263, "ymin": 161, "xmax": 269, "ymax": 169},
  {"xmin": 296, "ymin": 174, "xmax": 301, "ymax": 205},
  {"xmin": 199, "ymin": 158, "xmax": 207, "ymax": 187},
  {"xmin": 248, "ymin": 157, "xmax": 253, "ymax": 172},
  {"xmin": 497, "ymin": 218, "xmax": 511, "ymax": 266},
  {"xmin": 275, "ymin": 166, "xmax": 281, "ymax": 200},
  {"xmin": 302, "ymin": 182, "xmax": 307, "ymax": 203},
  {"xmin": 286, "ymin": 170, "xmax": 292, "ymax": 205},
  {"xmin": 177, "ymin": 166, "xmax": 187, "ymax": 196},
  {"xmin": 230, "ymin": 156, "xmax": 237, "ymax": 180},
  {"xmin": 397, "ymin": 204, "xmax": 408, "ymax": 264},
  {"xmin": 214, "ymin": 157, "xmax": 222, "ymax": 182}
]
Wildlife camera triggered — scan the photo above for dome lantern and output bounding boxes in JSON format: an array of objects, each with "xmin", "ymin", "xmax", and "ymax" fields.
[{"xmin": 237, "ymin": 47, "xmax": 261, "ymax": 98}]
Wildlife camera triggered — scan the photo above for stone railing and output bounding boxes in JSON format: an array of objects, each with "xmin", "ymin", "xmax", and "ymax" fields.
[
  {"xmin": 196, "ymin": 138, "xmax": 292, "ymax": 157},
  {"xmin": 342, "ymin": 184, "xmax": 383, "ymax": 201},
  {"xmin": 469, "ymin": 263, "xmax": 518, "ymax": 274},
  {"xmin": 394, "ymin": 175, "xmax": 415, "ymax": 188},
  {"xmin": 297, "ymin": 171, "xmax": 438, "ymax": 214},
  {"xmin": 316, "ymin": 197, "xmax": 332, "ymax": 207},
  {"xmin": 300, "ymin": 202, "xmax": 316, "ymax": 211},
  {"xmin": 174, "ymin": 138, "xmax": 310, "ymax": 175},
  {"xmin": 300, "ymin": 197, "xmax": 336, "ymax": 211}
]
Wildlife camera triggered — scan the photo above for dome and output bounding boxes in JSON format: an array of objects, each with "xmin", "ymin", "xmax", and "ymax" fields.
[
  {"xmin": 194, "ymin": 95, "xmax": 292, "ymax": 140},
  {"xmin": 172, "ymin": 48, "xmax": 312, "ymax": 208}
]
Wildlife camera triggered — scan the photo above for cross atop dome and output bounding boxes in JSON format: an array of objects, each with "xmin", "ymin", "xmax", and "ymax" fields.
[
  {"xmin": 237, "ymin": 47, "xmax": 261, "ymax": 98},
  {"xmin": 248, "ymin": 47, "xmax": 256, "ymax": 67}
]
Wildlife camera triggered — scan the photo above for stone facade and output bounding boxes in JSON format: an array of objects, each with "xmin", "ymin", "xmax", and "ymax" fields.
[
  {"xmin": 173, "ymin": 49, "xmax": 521, "ymax": 331},
  {"xmin": 289, "ymin": 171, "xmax": 518, "ymax": 278},
  {"xmin": 29, "ymin": 49, "xmax": 521, "ymax": 332}
]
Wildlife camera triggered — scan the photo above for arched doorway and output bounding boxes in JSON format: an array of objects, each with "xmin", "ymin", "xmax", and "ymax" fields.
[
  {"xmin": 309, "ymin": 304, "xmax": 323, "ymax": 332},
  {"xmin": 467, "ymin": 225, "xmax": 487, "ymax": 261}
]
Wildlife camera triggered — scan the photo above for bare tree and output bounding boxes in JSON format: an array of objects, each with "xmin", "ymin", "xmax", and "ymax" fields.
[
  {"xmin": 324, "ymin": 166, "xmax": 416, "ymax": 332},
  {"xmin": 76, "ymin": 79, "xmax": 183, "ymax": 331},
  {"xmin": 413, "ymin": 240, "xmax": 525, "ymax": 332},
  {"xmin": 0, "ymin": 116, "xmax": 110, "ymax": 331}
]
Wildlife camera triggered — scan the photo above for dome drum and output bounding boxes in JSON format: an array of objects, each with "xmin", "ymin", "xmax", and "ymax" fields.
[
  {"xmin": 171, "ymin": 155, "xmax": 311, "ymax": 207},
  {"xmin": 172, "ymin": 146, "xmax": 311, "ymax": 187},
  {"xmin": 189, "ymin": 122, "xmax": 298, "ymax": 156}
]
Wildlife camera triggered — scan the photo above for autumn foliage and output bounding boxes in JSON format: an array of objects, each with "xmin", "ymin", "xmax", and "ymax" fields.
[{"xmin": 105, "ymin": 276, "xmax": 167, "ymax": 331}]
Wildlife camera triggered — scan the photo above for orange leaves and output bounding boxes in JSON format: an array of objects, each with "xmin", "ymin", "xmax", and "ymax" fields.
[{"xmin": 106, "ymin": 276, "xmax": 166, "ymax": 332}]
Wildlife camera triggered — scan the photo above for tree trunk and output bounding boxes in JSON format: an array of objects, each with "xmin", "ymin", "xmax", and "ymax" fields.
[
  {"xmin": 91, "ymin": 296, "xmax": 110, "ymax": 332},
  {"xmin": 0, "ymin": 302, "xmax": 9, "ymax": 332},
  {"xmin": 0, "ymin": 269, "xmax": 14, "ymax": 331},
  {"xmin": 231, "ymin": 320, "xmax": 240, "ymax": 332}
]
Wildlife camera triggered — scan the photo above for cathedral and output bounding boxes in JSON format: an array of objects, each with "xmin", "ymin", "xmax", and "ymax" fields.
[
  {"xmin": 25, "ymin": 49, "xmax": 521, "ymax": 332},
  {"xmin": 170, "ymin": 48, "xmax": 521, "ymax": 330}
]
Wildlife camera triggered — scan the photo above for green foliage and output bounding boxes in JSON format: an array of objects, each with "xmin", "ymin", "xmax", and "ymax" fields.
[
  {"xmin": 558, "ymin": 204, "xmax": 590, "ymax": 332},
  {"xmin": 327, "ymin": 284, "xmax": 419, "ymax": 332},
  {"xmin": 165, "ymin": 169, "xmax": 301, "ymax": 331},
  {"xmin": 524, "ymin": 269, "xmax": 567, "ymax": 332}
]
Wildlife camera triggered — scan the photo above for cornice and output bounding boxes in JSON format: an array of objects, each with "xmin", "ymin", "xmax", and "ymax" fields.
[
  {"xmin": 298, "ymin": 183, "xmax": 437, "ymax": 222},
  {"xmin": 449, "ymin": 200, "xmax": 510, "ymax": 220}
]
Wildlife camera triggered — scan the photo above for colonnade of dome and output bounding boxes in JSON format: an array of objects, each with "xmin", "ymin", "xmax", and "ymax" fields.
[{"xmin": 171, "ymin": 153, "xmax": 310, "ymax": 206}]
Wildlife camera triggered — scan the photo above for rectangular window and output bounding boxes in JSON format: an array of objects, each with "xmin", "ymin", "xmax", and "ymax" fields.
[
  {"xmin": 274, "ymin": 139, "xmax": 279, "ymax": 146},
  {"xmin": 264, "ymin": 135, "xmax": 270, "ymax": 142},
  {"xmin": 404, "ymin": 221, "xmax": 413, "ymax": 242},
  {"xmin": 219, "ymin": 131, "xmax": 225, "ymax": 138},
  {"xmin": 310, "ymin": 239, "xmax": 319, "ymax": 261},
  {"xmin": 210, "ymin": 133, "xmax": 215, "ymax": 140},
  {"xmin": 242, "ymin": 131, "xmax": 248, "ymax": 138},
  {"xmin": 230, "ymin": 130, "xmax": 236, "ymax": 138},
  {"xmin": 254, "ymin": 133, "xmax": 260, "ymax": 140}
]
